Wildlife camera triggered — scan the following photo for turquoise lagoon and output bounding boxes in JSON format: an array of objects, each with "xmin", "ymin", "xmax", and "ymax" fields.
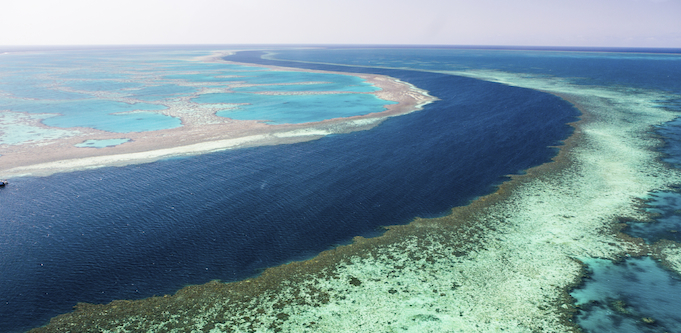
[
  {"xmin": 197, "ymin": 92, "xmax": 394, "ymax": 124},
  {"xmin": 626, "ymin": 191, "xmax": 681, "ymax": 244},
  {"xmin": 0, "ymin": 48, "xmax": 391, "ymax": 143},
  {"xmin": 128, "ymin": 85, "xmax": 198, "ymax": 102},
  {"xmin": 231, "ymin": 81, "xmax": 378, "ymax": 92},
  {"xmin": 62, "ymin": 80, "xmax": 144, "ymax": 92},
  {"xmin": 0, "ymin": 98, "xmax": 177, "ymax": 133}
]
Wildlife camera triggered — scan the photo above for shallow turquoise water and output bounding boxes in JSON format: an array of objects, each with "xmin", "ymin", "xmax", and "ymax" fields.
[
  {"xmin": 625, "ymin": 191, "xmax": 681, "ymax": 243},
  {"xmin": 571, "ymin": 257, "xmax": 681, "ymax": 332},
  {"xmin": 0, "ymin": 76, "xmax": 90, "ymax": 100},
  {"xmin": 0, "ymin": 98, "xmax": 176, "ymax": 133},
  {"xmin": 163, "ymin": 73, "xmax": 245, "ymax": 83},
  {"xmin": 199, "ymin": 92, "xmax": 394, "ymax": 124},
  {"xmin": 0, "ymin": 49, "xmax": 389, "ymax": 136},
  {"xmin": 129, "ymin": 85, "xmax": 198, "ymax": 101},
  {"xmin": 233, "ymin": 71, "xmax": 371, "ymax": 85},
  {"xmin": 0, "ymin": 84, "xmax": 90, "ymax": 100},
  {"xmin": 63, "ymin": 80, "xmax": 144, "ymax": 92},
  {"xmin": 232, "ymin": 82, "xmax": 378, "ymax": 93},
  {"xmin": 55, "ymin": 71, "xmax": 129, "ymax": 80},
  {"xmin": 158, "ymin": 64, "xmax": 267, "ymax": 72}
]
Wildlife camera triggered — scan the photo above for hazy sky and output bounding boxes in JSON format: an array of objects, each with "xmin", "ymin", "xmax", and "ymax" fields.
[{"xmin": 1, "ymin": 0, "xmax": 680, "ymax": 47}]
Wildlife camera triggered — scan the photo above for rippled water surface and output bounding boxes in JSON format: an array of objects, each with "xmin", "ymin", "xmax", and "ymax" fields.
[
  {"xmin": 3, "ymin": 46, "xmax": 681, "ymax": 332},
  {"xmin": 0, "ymin": 47, "xmax": 582, "ymax": 332}
]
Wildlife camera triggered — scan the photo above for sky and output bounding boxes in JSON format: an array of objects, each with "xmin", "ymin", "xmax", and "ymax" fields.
[{"xmin": 1, "ymin": 0, "xmax": 680, "ymax": 48}]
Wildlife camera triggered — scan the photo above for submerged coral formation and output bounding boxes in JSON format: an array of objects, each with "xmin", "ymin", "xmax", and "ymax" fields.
[{"xmin": 30, "ymin": 70, "xmax": 681, "ymax": 332}]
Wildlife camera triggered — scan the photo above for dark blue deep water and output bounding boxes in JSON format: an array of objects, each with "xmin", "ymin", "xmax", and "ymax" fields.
[
  {"xmin": 0, "ymin": 50, "xmax": 581, "ymax": 332},
  {"xmin": 269, "ymin": 47, "xmax": 681, "ymax": 95}
]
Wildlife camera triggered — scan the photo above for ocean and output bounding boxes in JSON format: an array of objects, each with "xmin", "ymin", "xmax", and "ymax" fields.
[{"xmin": 1, "ymin": 46, "xmax": 681, "ymax": 332}]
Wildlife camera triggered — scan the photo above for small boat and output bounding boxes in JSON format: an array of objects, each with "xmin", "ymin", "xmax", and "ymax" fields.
[{"xmin": 0, "ymin": 180, "xmax": 8, "ymax": 187}]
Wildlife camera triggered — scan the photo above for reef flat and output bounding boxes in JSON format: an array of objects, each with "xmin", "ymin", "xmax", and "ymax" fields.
[
  {"xmin": 29, "ymin": 68, "xmax": 681, "ymax": 332},
  {"xmin": 0, "ymin": 52, "xmax": 433, "ymax": 178}
]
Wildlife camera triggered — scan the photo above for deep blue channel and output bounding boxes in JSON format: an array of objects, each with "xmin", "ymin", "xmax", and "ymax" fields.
[{"xmin": 0, "ymin": 51, "xmax": 579, "ymax": 332}]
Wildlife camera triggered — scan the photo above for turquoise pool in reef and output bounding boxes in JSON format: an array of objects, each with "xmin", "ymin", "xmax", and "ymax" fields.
[
  {"xmin": 197, "ymin": 92, "xmax": 395, "ymax": 124},
  {"xmin": 231, "ymin": 81, "xmax": 379, "ymax": 93},
  {"xmin": 129, "ymin": 85, "xmax": 198, "ymax": 101},
  {"xmin": 571, "ymin": 257, "xmax": 681, "ymax": 332}
]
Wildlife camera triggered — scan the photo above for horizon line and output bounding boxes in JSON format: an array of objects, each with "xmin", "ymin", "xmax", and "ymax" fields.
[{"xmin": 1, "ymin": 44, "xmax": 681, "ymax": 54}]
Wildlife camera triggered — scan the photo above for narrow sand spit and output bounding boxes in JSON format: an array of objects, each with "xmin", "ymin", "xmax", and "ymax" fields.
[
  {"xmin": 30, "ymin": 70, "xmax": 681, "ymax": 332},
  {"xmin": 0, "ymin": 52, "xmax": 435, "ymax": 178}
]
